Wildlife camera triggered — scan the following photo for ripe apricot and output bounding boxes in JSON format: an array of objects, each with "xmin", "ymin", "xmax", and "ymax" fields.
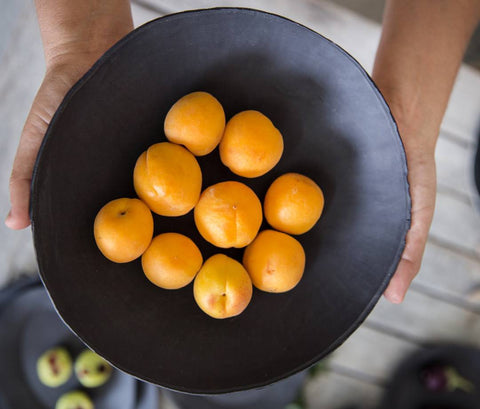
[
  {"xmin": 133, "ymin": 142, "xmax": 202, "ymax": 216},
  {"xmin": 94, "ymin": 198, "xmax": 153, "ymax": 263},
  {"xmin": 219, "ymin": 110, "xmax": 283, "ymax": 178},
  {"xmin": 243, "ymin": 230, "xmax": 305, "ymax": 293},
  {"xmin": 264, "ymin": 173, "xmax": 324, "ymax": 235},
  {"xmin": 141, "ymin": 233, "xmax": 203, "ymax": 289},
  {"xmin": 193, "ymin": 254, "xmax": 253, "ymax": 319},
  {"xmin": 164, "ymin": 91, "xmax": 226, "ymax": 156},
  {"xmin": 194, "ymin": 181, "xmax": 262, "ymax": 248}
]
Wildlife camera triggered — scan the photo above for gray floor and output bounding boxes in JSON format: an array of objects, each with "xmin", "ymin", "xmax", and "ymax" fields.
[{"xmin": 1, "ymin": 1, "xmax": 480, "ymax": 408}]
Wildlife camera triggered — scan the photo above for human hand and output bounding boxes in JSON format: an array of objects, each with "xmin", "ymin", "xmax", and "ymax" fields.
[
  {"xmin": 371, "ymin": 0, "xmax": 480, "ymax": 303},
  {"xmin": 6, "ymin": 62, "xmax": 93, "ymax": 229},
  {"xmin": 383, "ymin": 107, "xmax": 437, "ymax": 303},
  {"xmin": 5, "ymin": 0, "xmax": 133, "ymax": 230}
]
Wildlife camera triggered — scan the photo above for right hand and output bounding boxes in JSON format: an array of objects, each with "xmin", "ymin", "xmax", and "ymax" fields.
[
  {"xmin": 6, "ymin": 0, "xmax": 134, "ymax": 230},
  {"xmin": 6, "ymin": 63, "xmax": 92, "ymax": 230}
]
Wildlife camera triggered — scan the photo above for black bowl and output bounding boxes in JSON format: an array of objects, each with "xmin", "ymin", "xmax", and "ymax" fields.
[
  {"xmin": 380, "ymin": 345, "xmax": 480, "ymax": 409},
  {"xmin": 31, "ymin": 8, "xmax": 410, "ymax": 394}
]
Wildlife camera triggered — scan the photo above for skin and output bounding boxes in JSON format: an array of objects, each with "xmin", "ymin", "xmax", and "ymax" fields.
[
  {"xmin": 373, "ymin": 0, "xmax": 480, "ymax": 303},
  {"xmin": 5, "ymin": 0, "xmax": 480, "ymax": 303},
  {"xmin": 5, "ymin": 0, "xmax": 133, "ymax": 230}
]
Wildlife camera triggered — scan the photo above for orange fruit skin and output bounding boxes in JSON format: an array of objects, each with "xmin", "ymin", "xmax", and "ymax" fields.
[
  {"xmin": 194, "ymin": 181, "xmax": 263, "ymax": 248},
  {"xmin": 94, "ymin": 198, "xmax": 154, "ymax": 263},
  {"xmin": 219, "ymin": 110, "xmax": 284, "ymax": 178},
  {"xmin": 243, "ymin": 230, "xmax": 305, "ymax": 293},
  {"xmin": 133, "ymin": 142, "xmax": 202, "ymax": 217},
  {"xmin": 193, "ymin": 254, "xmax": 253, "ymax": 319},
  {"xmin": 141, "ymin": 233, "xmax": 203, "ymax": 290},
  {"xmin": 264, "ymin": 173, "xmax": 324, "ymax": 235},
  {"xmin": 164, "ymin": 91, "xmax": 226, "ymax": 156}
]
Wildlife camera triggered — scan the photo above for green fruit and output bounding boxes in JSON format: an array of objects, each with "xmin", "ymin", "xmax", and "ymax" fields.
[
  {"xmin": 74, "ymin": 350, "xmax": 112, "ymax": 388},
  {"xmin": 36, "ymin": 347, "xmax": 73, "ymax": 387},
  {"xmin": 55, "ymin": 390, "xmax": 94, "ymax": 409}
]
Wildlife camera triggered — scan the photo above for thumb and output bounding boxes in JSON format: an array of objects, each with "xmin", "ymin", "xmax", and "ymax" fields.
[
  {"xmin": 6, "ymin": 77, "xmax": 64, "ymax": 230},
  {"xmin": 6, "ymin": 109, "xmax": 50, "ymax": 230}
]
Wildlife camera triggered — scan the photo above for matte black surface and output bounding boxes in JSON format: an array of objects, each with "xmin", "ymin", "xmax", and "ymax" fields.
[
  {"xmin": 0, "ymin": 279, "xmax": 158, "ymax": 409},
  {"xmin": 380, "ymin": 345, "xmax": 480, "ymax": 409},
  {"xmin": 31, "ymin": 8, "xmax": 410, "ymax": 394},
  {"xmin": 164, "ymin": 371, "xmax": 306, "ymax": 409},
  {"xmin": 21, "ymin": 312, "xmax": 136, "ymax": 409},
  {"xmin": 0, "ymin": 277, "xmax": 158, "ymax": 409}
]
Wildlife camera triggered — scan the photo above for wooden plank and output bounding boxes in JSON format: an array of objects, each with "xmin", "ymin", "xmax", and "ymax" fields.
[
  {"xmin": 0, "ymin": 0, "xmax": 28, "ymax": 63},
  {"xmin": 304, "ymin": 371, "xmax": 383, "ymax": 409},
  {"xmin": 442, "ymin": 65, "xmax": 480, "ymax": 144},
  {"xmin": 160, "ymin": 367, "xmax": 383, "ymax": 409},
  {"xmin": 430, "ymin": 191, "xmax": 480, "ymax": 257},
  {"xmin": 0, "ymin": 0, "xmax": 44, "ymax": 288},
  {"xmin": 414, "ymin": 240, "xmax": 480, "ymax": 309},
  {"xmin": 328, "ymin": 326, "xmax": 419, "ymax": 384},
  {"xmin": 327, "ymin": 0, "xmax": 385, "ymax": 23},
  {"xmin": 132, "ymin": 1, "xmax": 165, "ymax": 27},
  {"xmin": 435, "ymin": 133, "xmax": 474, "ymax": 198},
  {"xmin": 160, "ymin": 392, "xmax": 180, "ymax": 409},
  {"xmin": 366, "ymin": 289, "xmax": 480, "ymax": 344},
  {"xmin": 138, "ymin": 0, "xmax": 480, "ymax": 144}
]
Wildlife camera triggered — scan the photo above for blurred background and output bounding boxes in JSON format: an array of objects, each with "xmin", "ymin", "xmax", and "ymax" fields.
[{"xmin": 1, "ymin": 0, "xmax": 479, "ymax": 408}]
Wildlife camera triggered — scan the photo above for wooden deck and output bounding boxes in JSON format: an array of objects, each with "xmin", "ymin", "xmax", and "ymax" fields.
[{"xmin": 1, "ymin": 1, "xmax": 480, "ymax": 408}]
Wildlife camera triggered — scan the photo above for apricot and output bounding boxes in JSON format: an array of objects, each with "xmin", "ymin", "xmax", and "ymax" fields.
[
  {"xmin": 193, "ymin": 254, "xmax": 252, "ymax": 319},
  {"xmin": 142, "ymin": 233, "xmax": 203, "ymax": 289},
  {"xmin": 133, "ymin": 142, "xmax": 202, "ymax": 216},
  {"xmin": 164, "ymin": 91, "xmax": 226, "ymax": 156},
  {"xmin": 243, "ymin": 230, "xmax": 305, "ymax": 293},
  {"xmin": 194, "ymin": 181, "xmax": 262, "ymax": 248},
  {"xmin": 94, "ymin": 198, "xmax": 153, "ymax": 263},
  {"xmin": 264, "ymin": 173, "xmax": 324, "ymax": 235},
  {"xmin": 219, "ymin": 110, "xmax": 283, "ymax": 178}
]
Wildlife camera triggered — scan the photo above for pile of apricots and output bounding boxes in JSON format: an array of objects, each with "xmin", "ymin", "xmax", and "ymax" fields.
[{"xmin": 94, "ymin": 92, "xmax": 324, "ymax": 319}]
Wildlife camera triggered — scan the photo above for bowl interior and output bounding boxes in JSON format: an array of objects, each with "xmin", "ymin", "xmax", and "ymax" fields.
[{"xmin": 31, "ymin": 8, "xmax": 409, "ymax": 393}]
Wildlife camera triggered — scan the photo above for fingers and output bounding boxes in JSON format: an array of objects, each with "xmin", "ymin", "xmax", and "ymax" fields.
[
  {"xmin": 5, "ymin": 178, "xmax": 32, "ymax": 230},
  {"xmin": 6, "ymin": 108, "xmax": 51, "ymax": 229},
  {"xmin": 384, "ymin": 153, "xmax": 436, "ymax": 303},
  {"xmin": 5, "ymin": 74, "xmax": 69, "ymax": 230},
  {"xmin": 384, "ymin": 222, "xmax": 427, "ymax": 303}
]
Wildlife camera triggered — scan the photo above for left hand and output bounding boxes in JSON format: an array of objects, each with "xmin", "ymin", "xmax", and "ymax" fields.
[{"xmin": 382, "ymin": 106, "xmax": 437, "ymax": 303}]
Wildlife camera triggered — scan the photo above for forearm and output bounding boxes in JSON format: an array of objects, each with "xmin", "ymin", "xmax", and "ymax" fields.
[
  {"xmin": 35, "ymin": 0, "xmax": 133, "ymax": 70},
  {"xmin": 373, "ymin": 0, "xmax": 480, "ymax": 153}
]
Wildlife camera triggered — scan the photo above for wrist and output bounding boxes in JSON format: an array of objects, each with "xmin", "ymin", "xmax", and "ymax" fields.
[
  {"xmin": 374, "ymin": 77, "xmax": 439, "ymax": 156},
  {"xmin": 36, "ymin": 0, "xmax": 133, "ymax": 72}
]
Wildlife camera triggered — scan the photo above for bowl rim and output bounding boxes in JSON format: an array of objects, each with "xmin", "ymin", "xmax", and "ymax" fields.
[{"xmin": 30, "ymin": 7, "xmax": 411, "ymax": 394}]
